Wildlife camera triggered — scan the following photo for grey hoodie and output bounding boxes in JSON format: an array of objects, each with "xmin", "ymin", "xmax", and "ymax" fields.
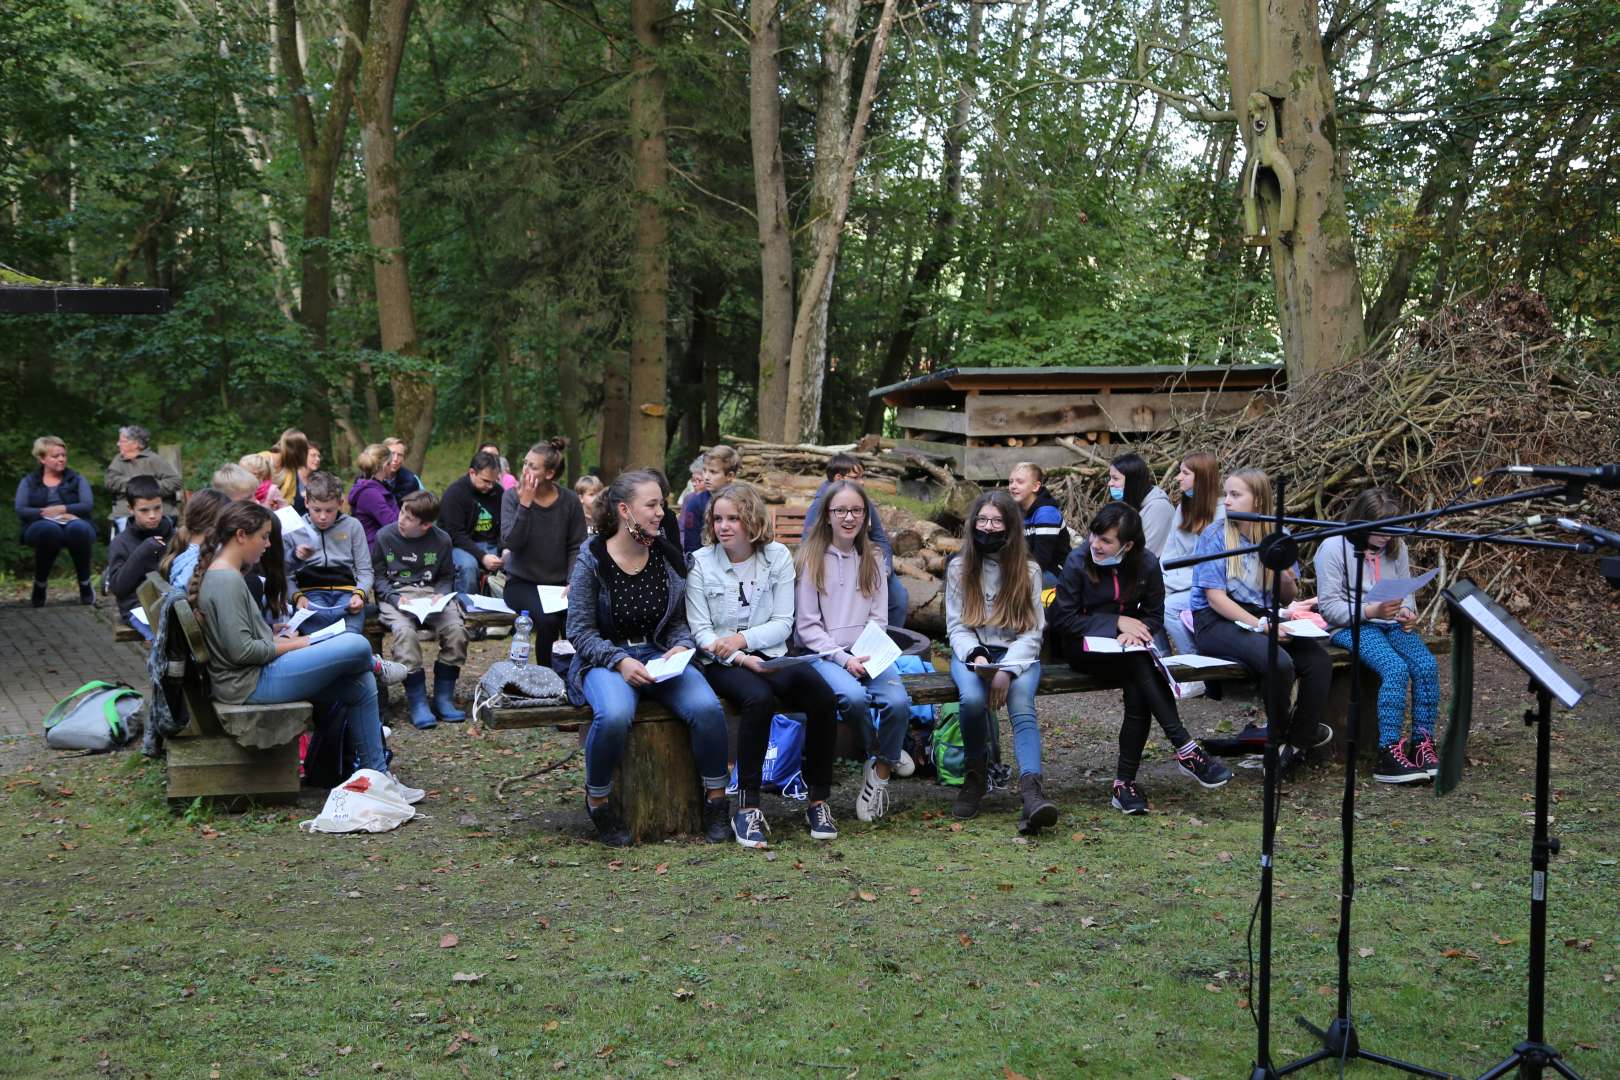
[
  {"xmin": 945, "ymin": 555, "xmax": 1045, "ymax": 665},
  {"xmin": 284, "ymin": 511, "xmax": 374, "ymax": 599},
  {"xmin": 1312, "ymin": 535, "xmax": 1417, "ymax": 629},
  {"xmin": 1138, "ymin": 486, "xmax": 1175, "ymax": 557}
]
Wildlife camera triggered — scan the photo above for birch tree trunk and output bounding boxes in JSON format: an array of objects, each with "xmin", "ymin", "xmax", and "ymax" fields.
[
  {"xmin": 749, "ymin": 0, "xmax": 793, "ymax": 444},
  {"xmin": 627, "ymin": 0, "xmax": 671, "ymax": 470}
]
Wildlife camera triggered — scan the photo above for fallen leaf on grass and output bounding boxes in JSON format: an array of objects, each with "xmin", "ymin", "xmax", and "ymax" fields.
[
  {"xmin": 856, "ymin": 890, "xmax": 877, "ymax": 903},
  {"xmin": 1003, "ymin": 1068, "xmax": 1030, "ymax": 1080},
  {"xmin": 1080, "ymin": 916, "xmax": 1097, "ymax": 929},
  {"xmin": 1358, "ymin": 947, "xmax": 1374, "ymax": 958},
  {"xmin": 1564, "ymin": 938, "xmax": 1594, "ymax": 951},
  {"xmin": 450, "ymin": 972, "xmax": 483, "ymax": 984},
  {"xmin": 958, "ymin": 932, "xmax": 974, "ymax": 948},
  {"xmin": 1493, "ymin": 936, "xmax": 1516, "ymax": 946},
  {"xmin": 673, "ymin": 986, "xmax": 695, "ymax": 1001},
  {"xmin": 1440, "ymin": 948, "xmax": 1480, "ymax": 960},
  {"xmin": 439, "ymin": 933, "xmax": 460, "ymax": 949},
  {"xmin": 655, "ymin": 863, "xmax": 668, "ymax": 876},
  {"xmin": 542, "ymin": 1021, "xmax": 559, "ymax": 1033}
]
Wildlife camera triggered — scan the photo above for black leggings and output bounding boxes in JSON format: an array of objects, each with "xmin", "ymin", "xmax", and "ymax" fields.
[
  {"xmin": 502, "ymin": 576, "xmax": 565, "ymax": 669},
  {"xmin": 704, "ymin": 659, "xmax": 838, "ymax": 806},
  {"xmin": 1063, "ymin": 644, "xmax": 1191, "ymax": 782},
  {"xmin": 23, "ymin": 519, "xmax": 95, "ymax": 584},
  {"xmin": 1193, "ymin": 605, "xmax": 1332, "ymax": 744}
]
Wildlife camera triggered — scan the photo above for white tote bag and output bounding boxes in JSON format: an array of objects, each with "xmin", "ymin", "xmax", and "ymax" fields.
[{"xmin": 299, "ymin": 769, "xmax": 418, "ymax": 834}]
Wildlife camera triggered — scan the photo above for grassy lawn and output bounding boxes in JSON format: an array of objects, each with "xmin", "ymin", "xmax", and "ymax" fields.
[{"xmin": 1, "ymin": 650, "xmax": 1616, "ymax": 1078}]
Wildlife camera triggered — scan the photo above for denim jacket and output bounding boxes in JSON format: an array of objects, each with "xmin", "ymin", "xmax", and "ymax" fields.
[
  {"xmin": 685, "ymin": 541, "xmax": 796, "ymax": 664},
  {"xmin": 564, "ymin": 534, "xmax": 695, "ymax": 705}
]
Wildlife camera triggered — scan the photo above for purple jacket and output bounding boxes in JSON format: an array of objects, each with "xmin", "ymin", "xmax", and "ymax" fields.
[{"xmin": 347, "ymin": 477, "xmax": 399, "ymax": 546}]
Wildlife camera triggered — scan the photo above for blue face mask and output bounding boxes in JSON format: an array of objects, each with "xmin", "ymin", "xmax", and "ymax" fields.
[
  {"xmin": 1182, "ymin": 485, "xmax": 1194, "ymax": 499},
  {"xmin": 1108, "ymin": 486, "xmax": 1125, "ymax": 502},
  {"xmin": 1092, "ymin": 548, "xmax": 1125, "ymax": 567}
]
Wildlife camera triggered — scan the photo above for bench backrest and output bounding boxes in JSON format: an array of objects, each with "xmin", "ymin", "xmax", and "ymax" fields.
[
  {"xmin": 772, "ymin": 506, "xmax": 809, "ymax": 547},
  {"xmin": 142, "ymin": 572, "xmax": 226, "ymax": 737}
]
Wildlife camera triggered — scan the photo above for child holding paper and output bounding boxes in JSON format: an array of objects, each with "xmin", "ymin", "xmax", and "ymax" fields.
[
  {"xmin": 687, "ymin": 483, "xmax": 841, "ymax": 847},
  {"xmin": 1190, "ymin": 468, "xmax": 1334, "ymax": 756},
  {"xmin": 1051, "ymin": 503, "xmax": 1233, "ymax": 814},
  {"xmin": 1313, "ymin": 487, "xmax": 1440, "ymax": 783},
  {"xmin": 794, "ymin": 480, "xmax": 914, "ymax": 823},
  {"xmin": 501, "ymin": 437, "xmax": 588, "ymax": 670},
  {"xmin": 373, "ymin": 490, "xmax": 469, "ymax": 729},
  {"xmin": 945, "ymin": 490, "xmax": 1055, "ymax": 831}
]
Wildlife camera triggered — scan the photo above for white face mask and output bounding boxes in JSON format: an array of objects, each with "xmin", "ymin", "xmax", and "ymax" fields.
[{"xmin": 1092, "ymin": 549, "xmax": 1124, "ymax": 567}]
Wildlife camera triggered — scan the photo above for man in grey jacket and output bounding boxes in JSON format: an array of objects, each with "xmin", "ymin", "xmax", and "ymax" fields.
[{"xmin": 105, "ymin": 425, "xmax": 183, "ymax": 529}]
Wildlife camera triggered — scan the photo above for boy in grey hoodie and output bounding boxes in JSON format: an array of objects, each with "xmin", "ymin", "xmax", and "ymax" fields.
[{"xmin": 284, "ymin": 471, "xmax": 373, "ymax": 634}]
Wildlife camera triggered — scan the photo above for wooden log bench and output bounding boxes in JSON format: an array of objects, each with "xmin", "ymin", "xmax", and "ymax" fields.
[{"xmin": 482, "ymin": 637, "xmax": 1450, "ymax": 843}]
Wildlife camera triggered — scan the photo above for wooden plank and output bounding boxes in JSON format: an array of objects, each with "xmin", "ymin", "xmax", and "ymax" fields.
[
  {"xmin": 962, "ymin": 445, "xmax": 1100, "ymax": 481},
  {"xmin": 771, "ymin": 506, "xmax": 808, "ymax": 547},
  {"xmin": 893, "ymin": 438, "xmax": 965, "ymax": 471},
  {"xmin": 965, "ymin": 390, "xmax": 1260, "ymax": 437},
  {"xmin": 165, "ymin": 735, "xmax": 301, "ymax": 800},
  {"xmin": 895, "ymin": 405, "xmax": 967, "ymax": 436}
]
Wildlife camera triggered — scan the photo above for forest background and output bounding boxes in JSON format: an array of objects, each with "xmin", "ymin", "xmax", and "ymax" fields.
[{"xmin": 2, "ymin": 0, "xmax": 1615, "ymax": 555}]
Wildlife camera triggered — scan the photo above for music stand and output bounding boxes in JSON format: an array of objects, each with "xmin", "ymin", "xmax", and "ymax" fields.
[{"xmin": 1442, "ymin": 580, "xmax": 1591, "ymax": 1080}]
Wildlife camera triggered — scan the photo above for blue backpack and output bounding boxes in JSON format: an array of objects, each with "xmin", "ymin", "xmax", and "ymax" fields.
[{"xmin": 728, "ymin": 713, "xmax": 808, "ymax": 800}]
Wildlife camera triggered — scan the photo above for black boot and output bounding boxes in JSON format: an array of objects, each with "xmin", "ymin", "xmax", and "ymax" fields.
[
  {"xmin": 702, "ymin": 794, "xmax": 732, "ymax": 843},
  {"xmin": 953, "ymin": 757, "xmax": 988, "ymax": 820},
  {"xmin": 31, "ymin": 581, "xmax": 47, "ymax": 609},
  {"xmin": 587, "ymin": 800, "xmax": 632, "ymax": 847},
  {"xmin": 1017, "ymin": 773, "xmax": 1059, "ymax": 834}
]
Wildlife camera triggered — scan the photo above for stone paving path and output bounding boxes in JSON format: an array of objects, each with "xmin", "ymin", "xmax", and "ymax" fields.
[{"xmin": 0, "ymin": 592, "xmax": 148, "ymax": 740}]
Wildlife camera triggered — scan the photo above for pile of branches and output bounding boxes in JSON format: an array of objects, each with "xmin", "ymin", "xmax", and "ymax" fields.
[
  {"xmin": 1050, "ymin": 288, "xmax": 1620, "ymax": 623},
  {"xmin": 724, "ymin": 435, "xmax": 960, "ymax": 502}
]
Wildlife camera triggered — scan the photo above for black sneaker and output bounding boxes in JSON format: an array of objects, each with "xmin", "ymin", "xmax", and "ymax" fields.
[
  {"xmin": 31, "ymin": 582, "xmax": 47, "ymax": 609},
  {"xmin": 587, "ymin": 802, "xmax": 632, "ymax": 847},
  {"xmin": 1373, "ymin": 742, "xmax": 1429, "ymax": 784},
  {"xmin": 702, "ymin": 795, "xmax": 732, "ymax": 844},
  {"xmin": 1290, "ymin": 719, "xmax": 1333, "ymax": 750},
  {"xmin": 732, "ymin": 805, "xmax": 769, "ymax": 849},
  {"xmin": 805, "ymin": 801, "xmax": 838, "ymax": 841},
  {"xmin": 1110, "ymin": 779, "xmax": 1149, "ymax": 815},
  {"xmin": 1175, "ymin": 743, "xmax": 1233, "ymax": 789},
  {"xmin": 1408, "ymin": 733, "xmax": 1440, "ymax": 778},
  {"xmin": 78, "ymin": 582, "xmax": 96, "ymax": 606}
]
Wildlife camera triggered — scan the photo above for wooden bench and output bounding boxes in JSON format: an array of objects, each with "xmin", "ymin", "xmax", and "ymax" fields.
[
  {"xmin": 137, "ymin": 573, "xmax": 314, "ymax": 803},
  {"xmin": 482, "ymin": 637, "xmax": 1450, "ymax": 842},
  {"xmin": 770, "ymin": 505, "xmax": 809, "ymax": 547}
]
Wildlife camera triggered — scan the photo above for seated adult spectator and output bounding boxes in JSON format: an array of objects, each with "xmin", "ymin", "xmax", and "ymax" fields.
[
  {"xmin": 105, "ymin": 475, "xmax": 175, "ymax": 640},
  {"xmin": 105, "ymin": 424, "xmax": 183, "ymax": 533},
  {"xmin": 500, "ymin": 437, "xmax": 588, "ymax": 670},
  {"xmin": 285, "ymin": 471, "xmax": 373, "ymax": 634},
  {"xmin": 163, "ymin": 488, "xmax": 234, "ymax": 589},
  {"xmin": 16, "ymin": 436, "xmax": 97, "ymax": 608},
  {"xmin": 271, "ymin": 429, "xmax": 310, "ymax": 512},
  {"xmin": 384, "ymin": 437, "xmax": 423, "ymax": 505},
  {"xmin": 348, "ymin": 442, "xmax": 400, "ymax": 546},
  {"xmin": 440, "ymin": 451, "xmax": 505, "ymax": 594},
  {"xmin": 479, "ymin": 442, "xmax": 517, "ymax": 491},
  {"xmin": 302, "ymin": 442, "xmax": 322, "ymax": 484},
  {"xmin": 373, "ymin": 490, "xmax": 468, "ymax": 729},
  {"xmin": 804, "ymin": 453, "xmax": 910, "ymax": 628}
]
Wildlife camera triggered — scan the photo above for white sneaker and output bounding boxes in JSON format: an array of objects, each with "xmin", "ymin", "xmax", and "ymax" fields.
[
  {"xmin": 855, "ymin": 760, "xmax": 890, "ymax": 822},
  {"xmin": 373, "ymin": 655, "xmax": 409, "ymax": 686},
  {"xmin": 386, "ymin": 773, "xmax": 426, "ymax": 804},
  {"xmin": 893, "ymin": 749, "xmax": 916, "ymax": 777}
]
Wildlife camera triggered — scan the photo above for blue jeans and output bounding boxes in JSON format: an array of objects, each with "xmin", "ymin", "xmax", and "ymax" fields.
[
  {"xmin": 886, "ymin": 570, "xmax": 910, "ymax": 630},
  {"xmin": 951, "ymin": 655, "xmax": 1044, "ymax": 774},
  {"xmin": 246, "ymin": 633, "xmax": 386, "ymax": 772},
  {"xmin": 1330, "ymin": 625, "xmax": 1440, "ymax": 746},
  {"xmin": 452, "ymin": 542, "xmax": 499, "ymax": 595},
  {"xmin": 582, "ymin": 644, "xmax": 729, "ymax": 799},
  {"xmin": 24, "ymin": 518, "xmax": 96, "ymax": 583},
  {"xmin": 299, "ymin": 589, "xmax": 364, "ymax": 634},
  {"xmin": 811, "ymin": 658, "xmax": 912, "ymax": 767},
  {"xmin": 1163, "ymin": 592, "xmax": 1196, "ymax": 655},
  {"xmin": 126, "ymin": 610, "xmax": 154, "ymax": 643}
]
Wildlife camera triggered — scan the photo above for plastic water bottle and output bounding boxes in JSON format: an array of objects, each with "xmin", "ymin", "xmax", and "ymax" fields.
[{"xmin": 509, "ymin": 610, "xmax": 533, "ymax": 666}]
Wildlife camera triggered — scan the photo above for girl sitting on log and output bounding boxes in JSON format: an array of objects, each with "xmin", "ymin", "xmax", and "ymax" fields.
[
  {"xmin": 795, "ymin": 480, "xmax": 914, "ymax": 823},
  {"xmin": 687, "ymin": 482, "xmax": 841, "ymax": 847},
  {"xmin": 1050, "ymin": 503, "xmax": 1233, "ymax": 814},
  {"xmin": 188, "ymin": 500, "xmax": 416, "ymax": 793},
  {"xmin": 1160, "ymin": 451, "xmax": 1224, "ymax": 655},
  {"xmin": 1312, "ymin": 487, "xmax": 1440, "ymax": 784},
  {"xmin": 1006, "ymin": 461, "xmax": 1071, "ymax": 588},
  {"xmin": 1190, "ymin": 468, "xmax": 1334, "ymax": 755},
  {"xmin": 565, "ymin": 470, "xmax": 730, "ymax": 848},
  {"xmin": 945, "ymin": 489, "xmax": 1056, "ymax": 832}
]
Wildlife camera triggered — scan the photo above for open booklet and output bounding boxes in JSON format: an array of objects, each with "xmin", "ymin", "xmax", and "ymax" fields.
[
  {"xmin": 644, "ymin": 647, "xmax": 696, "ymax": 683},
  {"xmin": 1082, "ymin": 636, "xmax": 1150, "ymax": 654},
  {"xmin": 849, "ymin": 621, "xmax": 903, "ymax": 679},
  {"xmin": 460, "ymin": 593, "xmax": 515, "ymax": 616},
  {"xmin": 753, "ymin": 650, "xmax": 840, "ymax": 672},
  {"xmin": 1363, "ymin": 567, "xmax": 1439, "ymax": 605},
  {"xmin": 397, "ymin": 593, "xmax": 455, "ymax": 624},
  {"xmin": 1237, "ymin": 618, "xmax": 1329, "ymax": 638}
]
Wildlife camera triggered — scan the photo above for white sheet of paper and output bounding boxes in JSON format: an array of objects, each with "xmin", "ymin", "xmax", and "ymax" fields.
[
  {"xmin": 306, "ymin": 619, "xmax": 350, "ymax": 644},
  {"xmin": 1280, "ymin": 619, "xmax": 1329, "ymax": 638},
  {"xmin": 460, "ymin": 593, "xmax": 515, "ymax": 615},
  {"xmin": 849, "ymin": 620, "xmax": 903, "ymax": 679},
  {"xmin": 274, "ymin": 506, "xmax": 307, "ymax": 539},
  {"xmin": 755, "ymin": 650, "xmax": 838, "ymax": 672},
  {"xmin": 1363, "ymin": 568, "xmax": 1438, "ymax": 605},
  {"xmin": 537, "ymin": 585, "xmax": 569, "ymax": 614},
  {"xmin": 278, "ymin": 606, "xmax": 319, "ymax": 637},
  {"xmin": 398, "ymin": 593, "xmax": 454, "ymax": 624},
  {"xmin": 129, "ymin": 606, "xmax": 150, "ymax": 627},
  {"xmin": 1161, "ymin": 653, "xmax": 1234, "ymax": 669},
  {"xmin": 1082, "ymin": 636, "xmax": 1149, "ymax": 653},
  {"xmin": 644, "ymin": 647, "xmax": 696, "ymax": 683}
]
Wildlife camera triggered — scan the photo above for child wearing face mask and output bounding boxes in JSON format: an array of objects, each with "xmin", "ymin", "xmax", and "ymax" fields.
[
  {"xmin": 1050, "ymin": 503, "xmax": 1233, "ymax": 814},
  {"xmin": 945, "ymin": 490, "xmax": 1055, "ymax": 831},
  {"xmin": 1108, "ymin": 452, "xmax": 1175, "ymax": 556},
  {"xmin": 1312, "ymin": 487, "xmax": 1440, "ymax": 784}
]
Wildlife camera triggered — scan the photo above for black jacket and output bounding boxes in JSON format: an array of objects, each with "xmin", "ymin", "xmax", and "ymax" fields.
[
  {"xmin": 1023, "ymin": 489, "xmax": 1072, "ymax": 577},
  {"xmin": 106, "ymin": 517, "xmax": 175, "ymax": 613},
  {"xmin": 1048, "ymin": 546, "xmax": 1166, "ymax": 643},
  {"xmin": 439, "ymin": 474, "xmax": 503, "ymax": 558}
]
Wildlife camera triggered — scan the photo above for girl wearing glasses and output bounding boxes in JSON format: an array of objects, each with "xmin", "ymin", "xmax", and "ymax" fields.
[
  {"xmin": 794, "ymin": 480, "xmax": 914, "ymax": 823},
  {"xmin": 945, "ymin": 490, "xmax": 1056, "ymax": 832}
]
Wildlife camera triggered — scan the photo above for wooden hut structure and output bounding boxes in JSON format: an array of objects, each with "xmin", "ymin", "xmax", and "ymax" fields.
[{"xmin": 868, "ymin": 364, "xmax": 1286, "ymax": 480}]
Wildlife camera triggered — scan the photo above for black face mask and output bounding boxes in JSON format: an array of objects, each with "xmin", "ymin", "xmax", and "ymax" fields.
[{"xmin": 972, "ymin": 528, "xmax": 1009, "ymax": 555}]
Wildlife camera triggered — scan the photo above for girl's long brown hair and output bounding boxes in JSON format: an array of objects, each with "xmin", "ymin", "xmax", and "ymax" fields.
[
  {"xmin": 1224, "ymin": 468, "xmax": 1272, "ymax": 587},
  {"xmin": 954, "ymin": 490, "xmax": 1039, "ymax": 634},
  {"xmin": 1345, "ymin": 487, "xmax": 1405, "ymax": 559},
  {"xmin": 187, "ymin": 501, "xmax": 273, "ymax": 618},
  {"xmin": 1179, "ymin": 451, "xmax": 1221, "ymax": 536},
  {"xmin": 160, "ymin": 488, "xmax": 232, "ymax": 579},
  {"xmin": 794, "ymin": 480, "xmax": 883, "ymax": 598}
]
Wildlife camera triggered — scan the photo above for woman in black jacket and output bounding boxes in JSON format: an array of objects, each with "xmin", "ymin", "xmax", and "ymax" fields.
[
  {"xmin": 1048, "ymin": 503, "xmax": 1231, "ymax": 814},
  {"xmin": 15, "ymin": 436, "xmax": 98, "ymax": 608}
]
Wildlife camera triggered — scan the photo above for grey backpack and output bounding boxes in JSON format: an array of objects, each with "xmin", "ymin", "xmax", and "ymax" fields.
[{"xmin": 43, "ymin": 680, "xmax": 143, "ymax": 752}]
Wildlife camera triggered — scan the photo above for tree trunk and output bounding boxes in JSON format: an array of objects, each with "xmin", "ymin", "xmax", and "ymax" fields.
[
  {"xmin": 557, "ymin": 309, "xmax": 586, "ymax": 482},
  {"xmin": 863, "ymin": 0, "xmax": 982, "ymax": 434},
  {"xmin": 626, "ymin": 0, "xmax": 671, "ymax": 472},
  {"xmin": 599, "ymin": 349, "xmax": 631, "ymax": 481},
  {"xmin": 749, "ymin": 0, "xmax": 794, "ymax": 444},
  {"xmin": 1218, "ymin": 0, "xmax": 1366, "ymax": 379},
  {"xmin": 782, "ymin": 0, "xmax": 901, "ymax": 444}
]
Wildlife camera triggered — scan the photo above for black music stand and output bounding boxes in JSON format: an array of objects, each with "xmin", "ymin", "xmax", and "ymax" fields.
[{"xmin": 1442, "ymin": 581, "xmax": 1591, "ymax": 1080}]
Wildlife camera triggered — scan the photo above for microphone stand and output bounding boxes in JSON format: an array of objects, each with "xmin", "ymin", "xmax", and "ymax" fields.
[{"xmin": 1163, "ymin": 478, "xmax": 1589, "ymax": 1080}]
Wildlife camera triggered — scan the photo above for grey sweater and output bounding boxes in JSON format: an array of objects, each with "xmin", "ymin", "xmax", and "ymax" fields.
[
  {"xmin": 284, "ymin": 511, "xmax": 374, "ymax": 598},
  {"xmin": 500, "ymin": 486, "xmax": 588, "ymax": 585},
  {"xmin": 1139, "ymin": 486, "xmax": 1175, "ymax": 556},
  {"xmin": 1312, "ymin": 535, "xmax": 1417, "ymax": 629},
  {"xmin": 945, "ymin": 555, "xmax": 1045, "ymax": 665},
  {"xmin": 371, "ymin": 522, "xmax": 456, "ymax": 608},
  {"xmin": 198, "ymin": 568, "xmax": 276, "ymax": 704}
]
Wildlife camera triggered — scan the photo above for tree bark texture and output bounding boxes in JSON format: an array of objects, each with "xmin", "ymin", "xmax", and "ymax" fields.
[
  {"xmin": 599, "ymin": 349, "xmax": 630, "ymax": 481},
  {"xmin": 357, "ymin": 0, "xmax": 434, "ymax": 471},
  {"xmin": 749, "ymin": 0, "xmax": 794, "ymax": 444},
  {"xmin": 1219, "ymin": 0, "xmax": 1365, "ymax": 379},
  {"xmin": 627, "ymin": 0, "xmax": 671, "ymax": 472}
]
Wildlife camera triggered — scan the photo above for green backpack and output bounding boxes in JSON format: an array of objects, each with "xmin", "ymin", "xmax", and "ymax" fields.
[
  {"xmin": 43, "ymin": 680, "xmax": 142, "ymax": 752},
  {"xmin": 931, "ymin": 703, "xmax": 965, "ymax": 786}
]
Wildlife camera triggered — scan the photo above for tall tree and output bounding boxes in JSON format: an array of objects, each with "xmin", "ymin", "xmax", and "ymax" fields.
[
  {"xmin": 627, "ymin": 0, "xmax": 671, "ymax": 470},
  {"xmin": 749, "ymin": 0, "xmax": 794, "ymax": 444}
]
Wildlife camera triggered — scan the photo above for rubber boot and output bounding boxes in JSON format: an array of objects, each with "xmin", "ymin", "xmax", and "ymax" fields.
[
  {"xmin": 953, "ymin": 757, "xmax": 988, "ymax": 820},
  {"xmin": 432, "ymin": 662, "xmax": 466, "ymax": 722},
  {"xmin": 403, "ymin": 670, "xmax": 436, "ymax": 730},
  {"xmin": 1017, "ymin": 773, "xmax": 1059, "ymax": 834}
]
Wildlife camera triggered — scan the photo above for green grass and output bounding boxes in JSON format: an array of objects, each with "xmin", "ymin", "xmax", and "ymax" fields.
[{"xmin": 1, "ymin": 654, "xmax": 1617, "ymax": 1077}]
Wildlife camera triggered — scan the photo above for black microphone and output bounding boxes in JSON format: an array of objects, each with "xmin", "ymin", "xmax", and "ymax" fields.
[
  {"xmin": 1504, "ymin": 463, "xmax": 1620, "ymax": 489},
  {"xmin": 1529, "ymin": 515, "xmax": 1620, "ymax": 550}
]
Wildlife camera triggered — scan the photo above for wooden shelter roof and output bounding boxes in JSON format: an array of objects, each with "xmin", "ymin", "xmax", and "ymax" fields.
[{"xmin": 869, "ymin": 363, "xmax": 1285, "ymax": 408}]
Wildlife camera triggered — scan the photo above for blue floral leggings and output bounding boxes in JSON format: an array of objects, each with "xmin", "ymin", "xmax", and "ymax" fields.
[{"xmin": 1330, "ymin": 624, "xmax": 1440, "ymax": 747}]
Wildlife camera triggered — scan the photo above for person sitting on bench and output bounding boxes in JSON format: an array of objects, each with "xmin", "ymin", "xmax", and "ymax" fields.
[
  {"xmin": 284, "ymin": 471, "xmax": 373, "ymax": 635},
  {"xmin": 373, "ymin": 490, "xmax": 469, "ymax": 730},
  {"xmin": 105, "ymin": 475, "xmax": 174, "ymax": 641},
  {"xmin": 804, "ymin": 453, "xmax": 910, "ymax": 629},
  {"xmin": 16, "ymin": 436, "xmax": 97, "ymax": 608}
]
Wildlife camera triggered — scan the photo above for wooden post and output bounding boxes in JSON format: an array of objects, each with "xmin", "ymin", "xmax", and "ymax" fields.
[
  {"xmin": 610, "ymin": 719, "xmax": 703, "ymax": 842},
  {"xmin": 1325, "ymin": 663, "xmax": 1380, "ymax": 765}
]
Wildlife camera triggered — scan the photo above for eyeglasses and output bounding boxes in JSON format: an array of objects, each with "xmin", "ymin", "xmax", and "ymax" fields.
[
  {"xmin": 973, "ymin": 517, "xmax": 1006, "ymax": 529},
  {"xmin": 828, "ymin": 507, "xmax": 865, "ymax": 520}
]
